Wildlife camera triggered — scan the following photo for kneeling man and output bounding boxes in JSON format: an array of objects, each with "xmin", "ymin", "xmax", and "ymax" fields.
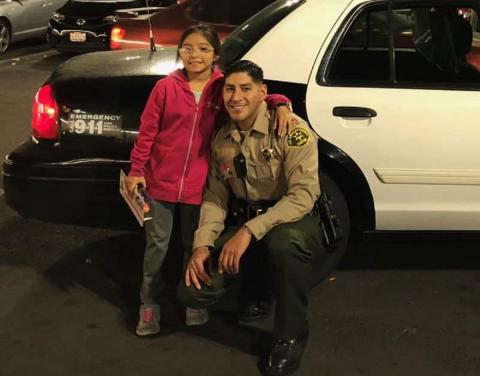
[{"xmin": 179, "ymin": 60, "xmax": 324, "ymax": 376}]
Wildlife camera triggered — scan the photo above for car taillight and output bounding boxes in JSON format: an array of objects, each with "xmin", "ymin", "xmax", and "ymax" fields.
[
  {"xmin": 110, "ymin": 26, "xmax": 126, "ymax": 49},
  {"xmin": 32, "ymin": 84, "xmax": 58, "ymax": 140}
]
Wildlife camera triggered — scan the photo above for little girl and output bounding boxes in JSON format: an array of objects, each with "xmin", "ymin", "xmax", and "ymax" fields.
[{"xmin": 126, "ymin": 24, "xmax": 292, "ymax": 336}]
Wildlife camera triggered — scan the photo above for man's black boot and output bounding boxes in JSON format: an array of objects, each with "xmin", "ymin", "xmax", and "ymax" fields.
[
  {"xmin": 238, "ymin": 298, "xmax": 272, "ymax": 323},
  {"xmin": 263, "ymin": 330, "xmax": 309, "ymax": 376}
]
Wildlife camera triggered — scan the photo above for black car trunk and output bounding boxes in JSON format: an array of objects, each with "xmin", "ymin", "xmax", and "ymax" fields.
[
  {"xmin": 47, "ymin": 48, "xmax": 179, "ymax": 157},
  {"xmin": 53, "ymin": 75, "xmax": 159, "ymax": 157}
]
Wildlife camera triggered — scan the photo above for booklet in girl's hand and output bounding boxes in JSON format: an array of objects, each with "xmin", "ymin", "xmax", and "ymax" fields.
[{"xmin": 119, "ymin": 170, "xmax": 152, "ymax": 226}]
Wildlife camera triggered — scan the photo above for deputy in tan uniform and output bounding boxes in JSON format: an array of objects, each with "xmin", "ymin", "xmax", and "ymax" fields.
[{"xmin": 178, "ymin": 60, "xmax": 324, "ymax": 376}]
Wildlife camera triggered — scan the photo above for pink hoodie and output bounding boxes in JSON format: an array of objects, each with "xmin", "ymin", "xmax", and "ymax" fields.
[{"xmin": 129, "ymin": 67, "xmax": 288, "ymax": 205}]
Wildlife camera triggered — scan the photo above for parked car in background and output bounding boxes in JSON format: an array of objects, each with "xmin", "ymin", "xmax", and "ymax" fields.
[
  {"xmin": 4, "ymin": 0, "xmax": 480, "ymax": 283},
  {"xmin": 47, "ymin": 0, "xmax": 177, "ymax": 53},
  {"xmin": 0, "ymin": 0, "xmax": 66, "ymax": 53},
  {"xmin": 459, "ymin": 7, "xmax": 480, "ymax": 68},
  {"xmin": 110, "ymin": 0, "xmax": 275, "ymax": 50}
]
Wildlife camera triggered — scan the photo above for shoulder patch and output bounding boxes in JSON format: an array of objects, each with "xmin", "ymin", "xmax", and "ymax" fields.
[{"xmin": 287, "ymin": 127, "xmax": 309, "ymax": 147}]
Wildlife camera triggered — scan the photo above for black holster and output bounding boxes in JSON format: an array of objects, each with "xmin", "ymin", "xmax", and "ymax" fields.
[{"xmin": 316, "ymin": 192, "xmax": 343, "ymax": 252}]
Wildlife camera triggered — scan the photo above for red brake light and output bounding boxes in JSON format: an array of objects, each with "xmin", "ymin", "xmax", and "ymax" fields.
[
  {"xmin": 110, "ymin": 26, "xmax": 126, "ymax": 49},
  {"xmin": 32, "ymin": 84, "xmax": 58, "ymax": 140}
]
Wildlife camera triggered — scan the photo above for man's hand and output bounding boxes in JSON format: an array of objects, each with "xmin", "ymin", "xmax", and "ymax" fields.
[
  {"xmin": 125, "ymin": 175, "xmax": 146, "ymax": 197},
  {"xmin": 275, "ymin": 105, "xmax": 298, "ymax": 137},
  {"xmin": 185, "ymin": 246, "xmax": 213, "ymax": 290},
  {"xmin": 218, "ymin": 226, "xmax": 252, "ymax": 275}
]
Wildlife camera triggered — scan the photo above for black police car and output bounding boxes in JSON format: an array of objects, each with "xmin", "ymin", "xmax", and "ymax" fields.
[
  {"xmin": 5, "ymin": 0, "xmax": 480, "ymax": 282},
  {"xmin": 47, "ymin": 0, "xmax": 176, "ymax": 52}
]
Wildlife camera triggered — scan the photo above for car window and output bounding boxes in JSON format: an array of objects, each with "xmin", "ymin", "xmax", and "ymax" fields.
[
  {"xmin": 324, "ymin": 2, "xmax": 480, "ymax": 89},
  {"xmin": 187, "ymin": 0, "xmax": 275, "ymax": 26},
  {"xmin": 222, "ymin": 0, "xmax": 305, "ymax": 66}
]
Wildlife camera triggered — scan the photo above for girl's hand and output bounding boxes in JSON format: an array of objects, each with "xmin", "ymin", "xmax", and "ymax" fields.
[
  {"xmin": 275, "ymin": 105, "xmax": 298, "ymax": 137},
  {"xmin": 125, "ymin": 176, "xmax": 146, "ymax": 196}
]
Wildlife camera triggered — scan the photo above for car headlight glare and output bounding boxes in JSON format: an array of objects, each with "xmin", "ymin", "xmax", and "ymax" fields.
[
  {"xmin": 103, "ymin": 15, "xmax": 120, "ymax": 23},
  {"xmin": 52, "ymin": 12, "xmax": 65, "ymax": 22}
]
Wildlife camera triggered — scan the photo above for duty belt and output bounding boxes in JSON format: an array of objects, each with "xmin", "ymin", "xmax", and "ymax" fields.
[{"xmin": 230, "ymin": 198, "xmax": 276, "ymax": 223}]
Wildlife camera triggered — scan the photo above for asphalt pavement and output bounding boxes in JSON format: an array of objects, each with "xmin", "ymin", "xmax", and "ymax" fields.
[{"xmin": 1, "ymin": 193, "xmax": 480, "ymax": 376}]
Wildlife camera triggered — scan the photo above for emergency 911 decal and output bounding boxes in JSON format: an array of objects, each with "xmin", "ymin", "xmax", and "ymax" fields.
[{"xmin": 62, "ymin": 113, "xmax": 122, "ymax": 136}]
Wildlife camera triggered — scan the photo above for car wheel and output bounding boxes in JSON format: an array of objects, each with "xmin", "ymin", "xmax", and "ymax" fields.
[
  {"xmin": 0, "ymin": 20, "xmax": 11, "ymax": 53},
  {"xmin": 311, "ymin": 171, "xmax": 351, "ymax": 285}
]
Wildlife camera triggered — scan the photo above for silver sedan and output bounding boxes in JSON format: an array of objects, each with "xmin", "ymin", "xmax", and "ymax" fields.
[{"xmin": 0, "ymin": 0, "xmax": 66, "ymax": 52}]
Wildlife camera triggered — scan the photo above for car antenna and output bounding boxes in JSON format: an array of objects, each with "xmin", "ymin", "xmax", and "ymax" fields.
[{"xmin": 145, "ymin": 0, "xmax": 156, "ymax": 51}]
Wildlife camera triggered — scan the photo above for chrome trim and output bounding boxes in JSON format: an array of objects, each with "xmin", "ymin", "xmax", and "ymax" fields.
[
  {"xmin": 47, "ymin": 158, "xmax": 130, "ymax": 166},
  {"xmin": 374, "ymin": 168, "xmax": 480, "ymax": 186},
  {"xmin": 50, "ymin": 28, "xmax": 107, "ymax": 38},
  {"xmin": 123, "ymin": 130, "xmax": 139, "ymax": 135},
  {"xmin": 4, "ymin": 154, "xmax": 13, "ymax": 165}
]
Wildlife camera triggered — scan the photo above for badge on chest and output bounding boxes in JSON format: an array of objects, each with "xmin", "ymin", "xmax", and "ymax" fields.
[{"xmin": 261, "ymin": 147, "xmax": 274, "ymax": 161}]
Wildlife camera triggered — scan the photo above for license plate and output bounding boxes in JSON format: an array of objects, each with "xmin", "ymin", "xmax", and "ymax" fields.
[
  {"xmin": 62, "ymin": 113, "xmax": 122, "ymax": 136},
  {"xmin": 70, "ymin": 32, "xmax": 86, "ymax": 42}
]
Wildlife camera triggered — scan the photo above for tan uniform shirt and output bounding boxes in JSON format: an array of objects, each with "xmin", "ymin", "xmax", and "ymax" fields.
[{"xmin": 193, "ymin": 102, "xmax": 320, "ymax": 248}]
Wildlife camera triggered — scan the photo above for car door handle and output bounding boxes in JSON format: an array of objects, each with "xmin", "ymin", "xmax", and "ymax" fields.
[{"xmin": 332, "ymin": 106, "xmax": 377, "ymax": 118}]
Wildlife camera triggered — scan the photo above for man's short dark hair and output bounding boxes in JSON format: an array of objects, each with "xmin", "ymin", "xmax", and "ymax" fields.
[{"xmin": 224, "ymin": 60, "xmax": 264, "ymax": 83}]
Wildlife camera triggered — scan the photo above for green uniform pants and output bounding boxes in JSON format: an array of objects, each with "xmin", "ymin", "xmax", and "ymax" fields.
[{"xmin": 178, "ymin": 214, "xmax": 324, "ymax": 338}]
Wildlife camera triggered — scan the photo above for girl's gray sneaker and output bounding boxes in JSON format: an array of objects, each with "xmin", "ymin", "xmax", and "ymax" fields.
[
  {"xmin": 185, "ymin": 307, "xmax": 209, "ymax": 326},
  {"xmin": 136, "ymin": 304, "xmax": 160, "ymax": 336}
]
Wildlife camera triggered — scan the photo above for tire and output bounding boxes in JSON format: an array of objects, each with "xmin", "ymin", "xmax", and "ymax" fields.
[
  {"xmin": 0, "ymin": 19, "xmax": 11, "ymax": 53},
  {"xmin": 311, "ymin": 171, "xmax": 351, "ymax": 285}
]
